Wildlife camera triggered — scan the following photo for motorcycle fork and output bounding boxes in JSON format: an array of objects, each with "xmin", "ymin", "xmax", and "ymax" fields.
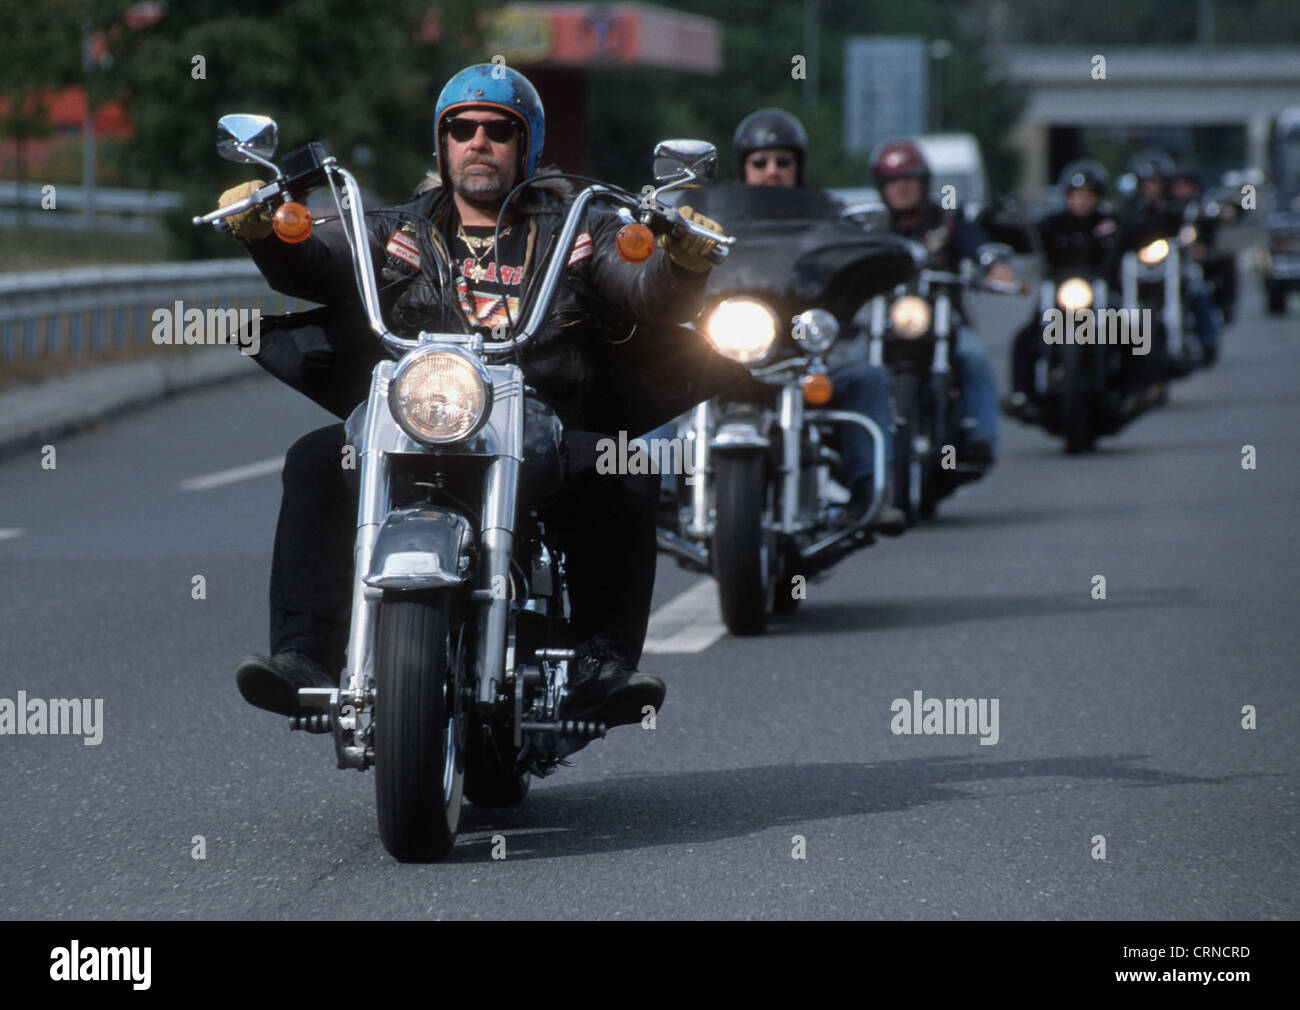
[
  {"xmin": 778, "ymin": 384, "xmax": 801, "ymax": 535},
  {"xmin": 689, "ymin": 400, "xmax": 710, "ymax": 539},
  {"xmin": 474, "ymin": 388, "xmax": 524, "ymax": 708}
]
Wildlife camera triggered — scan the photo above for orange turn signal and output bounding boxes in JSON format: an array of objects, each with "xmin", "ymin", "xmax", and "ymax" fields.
[
  {"xmin": 273, "ymin": 202, "xmax": 313, "ymax": 243},
  {"xmin": 802, "ymin": 372, "xmax": 833, "ymax": 405},
  {"xmin": 615, "ymin": 222, "xmax": 655, "ymax": 263}
]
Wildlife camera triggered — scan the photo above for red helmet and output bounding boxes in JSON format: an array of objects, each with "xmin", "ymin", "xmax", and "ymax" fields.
[{"xmin": 871, "ymin": 139, "xmax": 930, "ymax": 187}]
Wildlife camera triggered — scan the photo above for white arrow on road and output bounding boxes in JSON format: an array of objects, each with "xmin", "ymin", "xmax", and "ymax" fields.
[
  {"xmin": 0, "ymin": 528, "xmax": 25, "ymax": 540},
  {"xmin": 180, "ymin": 456, "xmax": 285, "ymax": 491}
]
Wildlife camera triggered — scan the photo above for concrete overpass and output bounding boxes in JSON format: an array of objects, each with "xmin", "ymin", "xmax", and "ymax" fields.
[{"xmin": 990, "ymin": 46, "xmax": 1300, "ymax": 194}]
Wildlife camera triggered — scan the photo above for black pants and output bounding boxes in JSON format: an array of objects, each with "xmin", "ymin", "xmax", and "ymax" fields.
[{"xmin": 269, "ymin": 424, "xmax": 660, "ymax": 674}]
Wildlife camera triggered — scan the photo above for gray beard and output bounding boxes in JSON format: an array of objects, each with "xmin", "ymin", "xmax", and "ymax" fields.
[{"xmin": 453, "ymin": 164, "xmax": 514, "ymax": 209}]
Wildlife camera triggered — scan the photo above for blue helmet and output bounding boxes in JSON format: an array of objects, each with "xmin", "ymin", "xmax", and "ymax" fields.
[{"xmin": 434, "ymin": 64, "xmax": 545, "ymax": 184}]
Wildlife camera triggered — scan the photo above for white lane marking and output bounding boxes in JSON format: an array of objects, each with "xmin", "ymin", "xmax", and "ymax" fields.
[
  {"xmin": 642, "ymin": 578, "xmax": 726, "ymax": 654},
  {"xmin": 180, "ymin": 456, "xmax": 285, "ymax": 491},
  {"xmin": 0, "ymin": 528, "xmax": 26, "ymax": 540}
]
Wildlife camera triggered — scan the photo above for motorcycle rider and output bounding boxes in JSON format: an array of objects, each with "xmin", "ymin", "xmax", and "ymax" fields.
[
  {"xmin": 1118, "ymin": 148, "xmax": 1219, "ymax": 365},
  {"xmin": 218, "ymin": 64, "xmax": 739, "ymax": 728},
  {"xmin": 731, "ymin": 108, "xmax": 906, "ymax": 532},
  {"xmin": 1170, "ymin": 160, "xmax": 1231, "ymax": 353},
  {"xmin": 870, "ymin": 138, "xmax": 1008, "ymax": 466},
  {"xmin": 1002, "ymin": 159, "xmax": 1164, "ymax": 420}
]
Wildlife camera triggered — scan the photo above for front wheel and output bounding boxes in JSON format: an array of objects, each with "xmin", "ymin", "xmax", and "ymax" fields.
[
  {"xmin": 917, "ymin": 375, "xmax": 945, "ymax": 519},
  {"xmin": 713, "ymin": 452, "xmax": 772, "ymax": 636},
  {"xmin": 892, "ymin": 373, "xmax": 919, "ymax": 524},
  {"xmin": 374, "ymin": 591, "xmax": 466, "ymax": 862},
  {"xmin": 1060, "ymin": 343, "xmax": 1095, "ymax": 455}
]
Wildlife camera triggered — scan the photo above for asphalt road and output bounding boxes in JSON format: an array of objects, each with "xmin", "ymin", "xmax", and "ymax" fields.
[{"xmin": 1, "ymin": 277, "xmax": 1297, "ymax": 920}]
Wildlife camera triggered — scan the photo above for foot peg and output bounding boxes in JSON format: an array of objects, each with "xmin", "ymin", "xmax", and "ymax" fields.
[
  {"xmin": 520, "ymin": 719, "xmax": 607, "ymax": 739},
  {"xmin": 289, "ymin": 712, "xmax": 333, "ymax": 734}
]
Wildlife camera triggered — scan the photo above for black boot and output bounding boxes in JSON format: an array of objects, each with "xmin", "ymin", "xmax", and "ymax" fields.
[
  {"xmin": 961, "ymin": 435, "xmax": 995, "ymax": 466},
  {"xmin": 845, "ymin": 477, "xmax": 907, "ymax": 535},
  {"xmin": 560, "ymin": 636, "xmax": 665, "ymax": 728},
  {"xmin": 235, "ymin": 650, "xmax": 336, "ymax": 716}
]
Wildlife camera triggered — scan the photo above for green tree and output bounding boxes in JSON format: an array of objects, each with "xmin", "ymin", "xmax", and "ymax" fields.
[
  {"xmin": 1, "ymin": 0, "xmax": 83, "ymax": 214},
  {"xmin": 96, "ymin": 0, "xmax": 495, "ymax": 257}
]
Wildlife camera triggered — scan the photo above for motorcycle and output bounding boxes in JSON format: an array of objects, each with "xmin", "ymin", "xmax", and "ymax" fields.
[
  {"xmin": 653, "ymin": 184, "xmax": 914, "ymax": 636},
  {"xmin": 1120, "ymin": 223, "xmax": 1204, "ymax": 378},
  {"xmin": 195, "ymin": 115, "xmax": 734, "ymax": 861},
  {"xmin": 1180, "ymin": 191, "xmax": 1239, "ymax": 328},
  {"xmin": 861, "ymin": 246, "xmax": 1015, "ymax": 520},
  {"xmin": 1011, "ymin": 261, "xmax": 1162, "ymax": 454}
]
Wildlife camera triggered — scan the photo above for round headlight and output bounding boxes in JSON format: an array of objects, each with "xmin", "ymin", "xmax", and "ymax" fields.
[
  {"xmin": 1056, "ymin": 277, "xmax": 1093, "ymax": 311},
  {"xmin": 389, "ymin": 347, "xmax": 492, "ymax": 445},
  {"xmin": 1137, "ymin": 238, "xmax": 1169, "ymax": 265},
  {"xmin": 792, "ymin": 308, "xmax": 839, "ymax": 353},
  {"xmin": 889, "ymin": 295, "xmax": 932, "ymax": 338},
  {"xmin": 705, "ymin": 298, "xmax": 777, "ymax": 363}
]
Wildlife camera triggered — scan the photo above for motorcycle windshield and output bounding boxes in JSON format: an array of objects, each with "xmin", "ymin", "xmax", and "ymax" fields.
[{"xmin": 684, "ymin": 183, "xmax": 916, "ymax": 319}]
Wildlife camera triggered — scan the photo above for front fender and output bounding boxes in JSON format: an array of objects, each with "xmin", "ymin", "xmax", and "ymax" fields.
[
  {"xmin": 711, "ymin": 420, "xmax": 770, "ymax": 452},
  {"xmin": 362, "ymin": 507, "xmax": 476, "ymax": 591}
]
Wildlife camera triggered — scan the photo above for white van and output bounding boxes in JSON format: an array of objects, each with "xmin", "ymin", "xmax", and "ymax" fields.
[{"xmin": 915, "ymin": 133, "xmax": 988, "ymax": 209}]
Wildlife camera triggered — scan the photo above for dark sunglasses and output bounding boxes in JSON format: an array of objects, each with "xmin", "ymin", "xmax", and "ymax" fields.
[
  {"xmin": 749, "ymin": 154, "xmax": 794, "ymax": 169},
  {"xmin": 444, "ymin": 117, "xmax": 519, "ymax": 144}
]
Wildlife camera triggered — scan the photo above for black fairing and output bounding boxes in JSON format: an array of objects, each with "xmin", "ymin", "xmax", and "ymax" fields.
[{"xmin": 685, "ymin": 184, "xmax": 916, "ymax": 321}]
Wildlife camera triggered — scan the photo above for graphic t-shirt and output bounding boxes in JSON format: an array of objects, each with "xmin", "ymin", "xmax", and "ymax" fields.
[{"xmin": 449, "ymin": 222, "xmax": 529, "ymax": 333}]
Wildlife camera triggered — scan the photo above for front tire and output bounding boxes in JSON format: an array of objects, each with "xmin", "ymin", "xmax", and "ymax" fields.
[
  {"xmin": 1060, "ymin": 343, "xmax": 1095, "ymax": 455},
  {"xmin": 713, "ymin": 453, "xmax": 771, "ymax": 636},
  {"xmin": 892, "ymin": 373, "xmax": 919, "ymax": 524},
  {"xmin": 374, "ymin": 591, "xmax": 466, "ymax": 862}
]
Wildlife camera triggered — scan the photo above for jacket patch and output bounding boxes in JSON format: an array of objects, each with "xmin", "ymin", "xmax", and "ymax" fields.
[
  {"xmin": 386, "ymin": 228, "xmax": 421, "ymax": 269},
  {"xmin": 567, "ymin": 230, "xmax": 593, "ymax": 266}
]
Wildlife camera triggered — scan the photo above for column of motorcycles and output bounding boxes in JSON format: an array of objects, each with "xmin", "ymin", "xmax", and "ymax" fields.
[
  {"xmin": 196, "ymin": 115, "xmax": 1238, "ymax": 861},
  {"xmin": 655, "ymin": 158, "xmax": 1239, "ymax": 634}
]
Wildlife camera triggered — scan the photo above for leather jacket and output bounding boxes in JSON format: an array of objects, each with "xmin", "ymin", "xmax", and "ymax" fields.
[{"xmin": 238, "ymin": 170, "xmax": 755, "ymax": 436}]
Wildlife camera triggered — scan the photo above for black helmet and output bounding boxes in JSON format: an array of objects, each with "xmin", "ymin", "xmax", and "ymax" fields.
[
  {"xmin": 733, "ymin": 108, "xmax": 807, "ymax": 185},
  {"xmin": 1128, "ymin": 148, "xmax": 1175, "ymax": 182},
  {"xmin": 1171, "ymin": 160, "xmax": 1203, "ymax": 189},
  {"xmin": 1058, "ymin": 158, "xmax": 1108, "ymax": 195}
]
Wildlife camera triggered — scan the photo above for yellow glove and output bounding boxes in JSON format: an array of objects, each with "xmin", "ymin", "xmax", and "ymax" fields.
[
  {"xmin": 217, "ymin": 179, "xmax": 272, "ymax": 240},
  {"xmin": 659, "ymin": 204, "xmax": 723, "ymax": 273}
]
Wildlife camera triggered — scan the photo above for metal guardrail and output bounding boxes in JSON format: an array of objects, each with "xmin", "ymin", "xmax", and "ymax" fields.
[
  {"xmin": 0, "ymin": 182, "xmax": 185, "ymax": 213},
  {"xmin": 0, "ymin": 261, "xmax": 311, "ymax": 362},
  {"xmin": 0, "ymin": 183, "xmax": 186, "ymax": 233}
]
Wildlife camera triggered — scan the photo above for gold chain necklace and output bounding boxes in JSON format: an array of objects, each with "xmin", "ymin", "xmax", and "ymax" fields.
[{"xmin": 456, "ymin": 223, "xmax": 511, "ymax": 282}]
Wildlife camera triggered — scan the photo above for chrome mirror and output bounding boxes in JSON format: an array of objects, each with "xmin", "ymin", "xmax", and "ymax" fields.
[
  {"xmin": 217, "ymin": 114, "xmax": 279, "ymax": 173},
  {"xmin": 652, "ymin": 139, "xmax": 718, "ymax": 191}
]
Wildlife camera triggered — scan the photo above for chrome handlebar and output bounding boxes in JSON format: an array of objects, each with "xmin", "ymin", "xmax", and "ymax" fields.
[{"xmin": 194, "ymin": 164, "xmax": 737, "ymax": 358}]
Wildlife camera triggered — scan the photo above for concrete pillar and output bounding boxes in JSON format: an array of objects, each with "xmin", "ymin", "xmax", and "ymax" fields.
[
  {"xmin": 1246, "ymin": 113, "xmax": 1271, "ymax": 174},
  {"xmin": 1008, "ymin": 119, "xmax": 1049, "ymax": 199}
]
